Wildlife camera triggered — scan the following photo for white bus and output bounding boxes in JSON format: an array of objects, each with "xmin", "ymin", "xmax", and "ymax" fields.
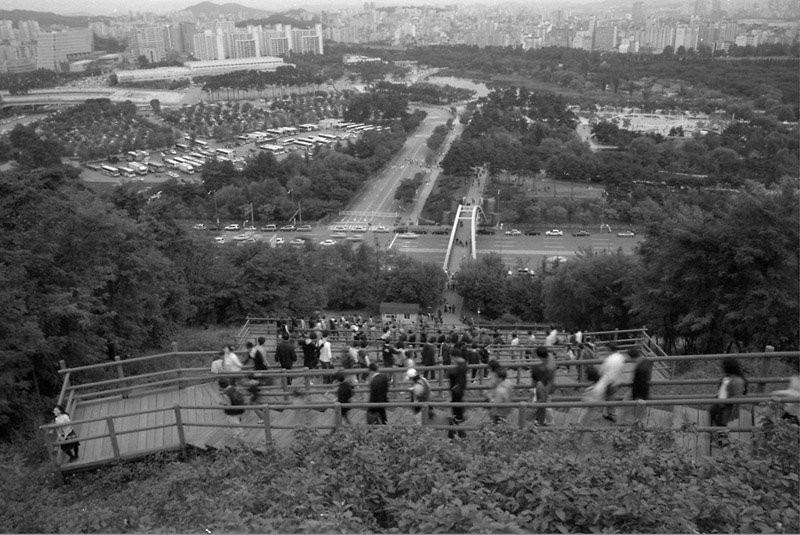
[
  {"xmin": 101, "ymin": 165, "xmax": 121, "ymax": 177},
  {"xmin": 164, "ymin": 158, "xmax": 179, "ymax": 169},
  {"xmin": 193, "ymin": 139, "xmax": 209, "ymax": 148},
  {"xmin": 117, "ymin": 166, "xmax": 136, "ymax": 178},
  {"xmin": 175, "ymin": 143, "xmax": 188, "ymax": 152},
  {"xmin": 292, "ymin": 139, "xmax": 313, "ymax": 149},
  {"xmin": 260, "ymin": 143, "xmax": 286, "ymax": 155},
  {"xmin": 216, "ymin": 148, "xmax": 235, "ymax": 158},
  {"xmin": 317, "ymin": 133, "xmax": 338, "ymax": 142}
]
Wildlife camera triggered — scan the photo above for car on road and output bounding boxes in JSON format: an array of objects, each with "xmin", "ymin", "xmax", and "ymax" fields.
[
  {"xmin": 545, "ymin": 229, "xmax": 564, "ymax": 236},
  {"xmin": 617, "ymin": 230, "xmax": 636, "ymax": 237},
  {"xmin": 393, "ymin": 227, "xmax": 408, "ymax": 234},
  {"xmin": 261, "ymin": 224, "xmax": 277, "ymax": 232},
  {"xmin": 167, "ymin": 171, "xmax": 180, "ymax": 179},
  {"xmin": 397, "ymin": 232, "xmax": 420, "ymax": 239},
  {"xmin": 289, "ymin": 238, "xmax": 305, "ymax": 246},
  {"xmin": 169, "ymin": 149, "xmax": 177, "ymax": 155},
  {"xmin": 332, "ymin": 224, "xmax": 348, "ymax": 232},
  {"xmin": 243, "ymin": 225, "xmax": 256, "ymax": 232},
  {"xmin": 233, "ymin": 234, "xmax": 249, "ymax": 241},
  {"xmin": 331, "ymin": 232, "xmax": 347, "ymax": 238},
  {"xmin": 352, "ymin": 224, "xmax": 368, "ymax": 232},
  {"xmin": 320, "ymin": 239, "xmax": 337, "ymax": 246},
  {"xmin": 280, "ymin": 224, "xmax": 296, "ymax": 232},
  {"xmin": 274, "ymin": 237, "xmax": 285, "ymax": 245},
  {"xmin": 572, "ymin": 230, "xmax": 591, "ymax": 237},
  {"xmin": 223, "ymin": 224, "xmax": 240, "ymax": 231},
  {"xmin": 214, "ymin": 237, "xmax": 225, "ymax": 244},
  {"xmin": 347, "ymin": 234, "xmax": 365, "ymax": 242},
  {"xmin": 297, "ymin": 224, "xmax": 313, "ymax": 232},
  {"xmin": 192, "ymin": 223, "xmax": 206, "ymax": 230},
  {"xmin": 517, "ymin": 267, "xmax": 534, "ymax": 276},
  {"xmin": 432, "ymin": 228, "xmax": 451, "ymax": 235},
  {"xmin": 374, "ymin": 225, "xmax": 390, "ymax": 233},
  {"xmin": 504, "ymin": 229, "xmax": 522, "ymax": 236},
  {"xmin": 524, "ymin": 230, "xmax": 541, "ymax": 236}
]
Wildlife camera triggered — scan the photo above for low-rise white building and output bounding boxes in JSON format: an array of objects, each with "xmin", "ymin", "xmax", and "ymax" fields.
[{"xmin": 114, "ymin": 57, "xmax": 291, "ymax": 84}]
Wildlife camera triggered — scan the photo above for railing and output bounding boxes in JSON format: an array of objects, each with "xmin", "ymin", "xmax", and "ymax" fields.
[
  {"xmin": 40, "ymin": 394, "xmax": 780, "ymax": 468},
  {"xmin": 45, "ymin": 342, "xmax": 798, "ymax": 468}
]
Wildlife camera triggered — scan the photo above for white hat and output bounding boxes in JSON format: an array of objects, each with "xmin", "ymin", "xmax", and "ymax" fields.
[{"xmin": 405, "ymin": 368, "xmax": 418, "ymax": 379}]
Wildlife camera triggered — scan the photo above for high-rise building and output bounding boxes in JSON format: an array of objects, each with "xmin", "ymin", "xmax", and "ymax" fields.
[
  {"xmin": 130, "ymin": 25, "xmax": 168, "ymax": 63},
  {"xmin": 36, "ymin": 28, "xmax": 92, "ymax": 72},
  {"xmin": 290, "ymin": 24, "xmax": 324, "ymax": 54},
  {"xmin": 179, "ymin": 22, "xmax": 196, "ymax": 55},
  {"xmin": 593, "ymin": 24, "xmax": 618, "ymax": 50}
]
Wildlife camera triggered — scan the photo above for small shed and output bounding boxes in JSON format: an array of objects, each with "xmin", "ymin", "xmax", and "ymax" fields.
[{"xmin": 379, "ymin": 302, "xmax": 420, "ymax": 325}]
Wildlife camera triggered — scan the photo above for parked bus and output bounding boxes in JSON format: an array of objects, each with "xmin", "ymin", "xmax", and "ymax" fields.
[
  {"xmin": 260, "ymin": 143, "xmax": 285, "ymax": 155},
  {"xmin": 117, "ymin": 166, "xmax": 136, "ymax": 178},
  {"xmin": 183, "ymin": 158, "xmax": 204, "ymax": 171},
  {"xmin": 292, "ymin": 139, "xmax": 313, "ymax": 149},
  {"xmin": 125, "ymin": 151, "xmax": 139, "ymax": 162},
  {"xmin": 164, "ymin": 158, "xmax": 179, "ymax": 169},
  {"xmin": 216, "ymin": 148, "xmax": 235, "ymax": 158},
  {"xmin": 129, "ymin": 162, "xmax": 148, "ymax": 175},
  {"xmin": 317, "ymin": 133, "xmax": 338, "ymax": 142},
  {"xmin": 148, "ymin": 161, "xmax": 166, "ymax": 173},
  {"xmin": 193, "ymin": 139, "xmax": 209, "ymax": 148},
  {"xmin": 101, "ymin": 165, "xmax": 121, "ymax": 177},
  {"xmin": 175, "ymin": 143, "xmax": 188, "ymax": 152},
  {"xmin": 298, "ymin": 123, "xmax": 317, "ymax": 132}
]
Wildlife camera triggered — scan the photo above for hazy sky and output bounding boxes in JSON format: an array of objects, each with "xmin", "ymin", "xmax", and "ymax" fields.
[{"xmin": 2, "ymin": 0, "xmax": 482, "ymax": 16}]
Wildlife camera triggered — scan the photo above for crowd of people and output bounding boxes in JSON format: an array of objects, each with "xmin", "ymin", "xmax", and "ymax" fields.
[{"xmin": 50, "ymin": 324, "xmax": 799, "ymax": 462}]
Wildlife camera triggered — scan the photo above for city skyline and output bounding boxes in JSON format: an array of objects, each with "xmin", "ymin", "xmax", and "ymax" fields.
[{"xmin": 6, "ymin": 0, "xmax": 618, "ymax": 17}]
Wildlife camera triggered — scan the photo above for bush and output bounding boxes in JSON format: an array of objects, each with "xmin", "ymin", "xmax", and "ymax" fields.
[{"xmin": 1, "ymin": 422, "xmax": 797, "ymax": 533}]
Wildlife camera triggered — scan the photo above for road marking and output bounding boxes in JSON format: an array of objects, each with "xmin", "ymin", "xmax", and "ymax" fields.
[{"xmin": 388, "ymin": 233, "xmax": 399, "ymax": 249}]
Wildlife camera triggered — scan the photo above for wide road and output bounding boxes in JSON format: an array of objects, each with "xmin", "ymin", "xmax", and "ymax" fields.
[
  {"xmin": 339, "ymin": 105, "xmax": 454, "ymax": 225},
  {"xmin": 384, "ymin": 231, "xmax": 642, "ymax": 272}
]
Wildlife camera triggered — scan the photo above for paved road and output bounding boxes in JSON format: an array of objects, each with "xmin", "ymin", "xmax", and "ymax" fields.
[{"xmin": 339, "ymin": 105, "xmax": 454, "ymax": 225}]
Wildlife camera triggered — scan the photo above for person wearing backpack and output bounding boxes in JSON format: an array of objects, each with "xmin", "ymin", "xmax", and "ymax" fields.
[{"xmin": 221, "ymin": 379, "xmax": 246, "ymax": 439}]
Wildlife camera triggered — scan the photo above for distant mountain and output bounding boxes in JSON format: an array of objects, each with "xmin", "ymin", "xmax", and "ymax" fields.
[
  {"xmin": 0, "ymin": 9, "xmax": 108, "ymax": 27},
  {"xmin": 182, "ymin": 2, "xmax": 271, "ymax": 18}
]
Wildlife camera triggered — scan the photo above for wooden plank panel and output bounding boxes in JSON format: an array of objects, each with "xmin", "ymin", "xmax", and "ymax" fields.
[
  {"xmin": 153, "ymin": 392, "xmax": 165, "ymax": 451},
  {"xmin": 116, "ymin": 396, "xmax": 137, "ymax": 457}
]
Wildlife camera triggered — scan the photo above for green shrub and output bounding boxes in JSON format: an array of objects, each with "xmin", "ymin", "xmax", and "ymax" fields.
[{"xmin": 1, "ymin": 423, "xmax": 797, "ymax": 533}]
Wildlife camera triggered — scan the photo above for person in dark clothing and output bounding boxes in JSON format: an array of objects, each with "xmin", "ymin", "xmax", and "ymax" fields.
[
  {"xmin": 367, "ymin": 363, "xmax": 390, "ymax": 425},
  {"xmin": 447, "ymin": 354, "xmax": 469, "ymax": 438},
  {"xmin": 300, "ymin": 332, "xmax": 319, "ymax": 370},
  {"xmin": 275, "ymin": 332, "xmax": 298, "ymax": 385},
  {"xmin": 421, "ymin": 336, "xmax": 437, "ymax": 380},
  {"xmin": 220, "ymin": 379, "xmax": 246, "ymax": 438},
  {"xmin": 334, "ymin": 370, "xmax": 354, "ymax": 425},
  {"xmin": 465, "ymin": 343, "xmax": 480, "ymax": 381},
  {"xmin": 628, "ymin": 348, "xmax": 652, "ymax": 423}
]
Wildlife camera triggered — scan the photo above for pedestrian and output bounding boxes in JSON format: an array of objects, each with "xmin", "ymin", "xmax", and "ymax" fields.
[
  {"xmin": 421, "ymin": 336, "xmax": 437, "ymax": 380},
  {"xmin": 626, "ymin": 348, "xmax": 652, "ymax": 424},
  {"xmin": 318, "ymin": 330, "xmax": 333, "ymax": 384},
  {"xmin": 53, "ymin": 405, "xmax": 80, "ymax": 462},
  {"xmin": 770, "ymin": 370, "xmax": 800, "ymax": 425},
  {"xmin": 487, "ymin": 368, "xmax": 513, "ymax": 424},
  {"xmin": 709, "ymin": 357, "xmax": 748, "ymax": 444},
  {"xmin": 448, "ymin": 352, "xmax": 468, "ymax": 439},
  {"xmin": 367, "ymin": 363, "xmax": 390, "ymax": 425},
  {"xmin": 275, "ymin": 332, "xmax": 297, "ymax": 385},
  {"xmin": 531, "ymin": 348, "xmax": 555, "ymax": 426},
  {"xmin": 334, "ymin": 370, "xmax": 354, "ymax": 425},
  {"xmin": 597, "ymin": 344, "xmax": 627, "ymax": 423},
  {"xmin": 300, "ymin": 331, "xmax": 319, "ymax": 370},
  {"xmin": 406, "ymin": 368, "xmax": 433, "ymax": 424},
  {"xmin": 220, "ymin": 379, "xmax": 246, "ymax": 439}
]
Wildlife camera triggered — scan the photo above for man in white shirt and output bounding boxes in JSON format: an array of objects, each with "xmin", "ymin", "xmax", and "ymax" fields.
[
  {"xmin": 318, "ymin": 331, "xmax": 333, "ymax": 383},
  {"xmin": 596, "ymin": 344, "xmax": 627, "ymax": 422}
]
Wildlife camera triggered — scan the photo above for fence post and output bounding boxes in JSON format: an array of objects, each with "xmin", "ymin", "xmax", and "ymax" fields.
[
  {"xmin": 334, "ymin": 402, "xmax": 342, "ymax": 427},
  {"xmin": 174, "ymin": 405, "xmax": 186, "ymax": 449},
  {"xmin": 281, "ymin": 374, "xmax": 288, "ymax": 401},
  {"xmin": 106, "ymin": 417, "xmax": 121, "ymax": 460},
  {"xmin": 114, "ymin": 356, "xmax": 128, "ymax": 399},
  {"xmin": 422, "ymin": 403, "xmax": 432, "ymax": 426},
  {"xmin": 760, "ymin": 346, "xmax": 774, "ymax": 394},
  {"xmin": 304, "ymin": 371, "xmax": 311, "ymax": 394},
  {"xmin": 262, "ymin": 404, "xmax": 272, "ymax": 444},
  {"xmin": 516, "ymin": 366, "xmax": 522, "ymax": 385},
  {"xmin": 518, "ymin": 403, "xmax": 526, "ymax": 430}
]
